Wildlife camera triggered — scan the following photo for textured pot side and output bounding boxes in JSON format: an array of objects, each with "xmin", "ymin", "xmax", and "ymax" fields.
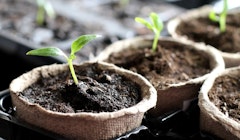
[
  {"xmin": 167, "ymin": 5, "xmax": 240, "ymax": 68},
  {"xmin": 9, "ymin": 61, "xmax": 157, "ymax": 140},
  {"xmin": 199, "ymin": 67, "xmax": 240, "ymax": 140},
  {"xmin": 95, "ymin": 36, "xmax": 225, "ymax": 117}
]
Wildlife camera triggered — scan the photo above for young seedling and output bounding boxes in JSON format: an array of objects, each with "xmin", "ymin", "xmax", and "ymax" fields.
[
  {"xmin": 208, "ymin": 0, "xmax": 228, "ymax": 32},
  {"xmin": 26, "ymin": 34, "xmax": 101, "ymax": 85},
  {"xmin": 36, "ymin": 0, "xmax": 56, "ymax": 26},
  {"xmin": 135, "ymin": 12, "xmax": 163, "ymax": 52}
]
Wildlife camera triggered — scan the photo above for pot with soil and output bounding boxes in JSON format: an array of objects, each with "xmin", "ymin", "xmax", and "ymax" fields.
[
  {"xmin": 198, "ymin": 66, "xmax": 240, "ymax": 140},
  {"xmin": 9, "ymin": 61, "xmax": 157, "ymax": 140},
  {"xmin": 167, "ymin": 5, "xmax": 240, "ymax": 68},
  {"xmin": 95, "ymin": 35, "xmax": 225, "ymax": 117},
  {"xmin": 9, "ymin": 34, "xmax": 157, "ymax": 140}
]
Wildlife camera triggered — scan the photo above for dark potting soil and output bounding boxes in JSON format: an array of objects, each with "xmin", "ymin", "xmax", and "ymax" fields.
[
  {"xmin": 208, "ymin": 75, "xmax": 240, "ymax": 123},
  {"xmin": 105, "ymin": 40, "xmax": 211, "ymax": 90},
  {"xmin": 0, "ymin": 0, "xmax": 123, "ymax": 63},
  {"xmin": 0, "ymin": 0, "xmax": 95, "ymax": 46},
  {"xmin": 176, "ymin": 13, "xmax": 240, "ymax": 53},
  {"xmin": 19, "ymin": 63, "xmax": 141, "ymax": 113}
]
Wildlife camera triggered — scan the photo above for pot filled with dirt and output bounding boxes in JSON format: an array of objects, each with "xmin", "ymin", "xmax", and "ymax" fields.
[
  {"xmin": 167, "ymin": 3, "xmax": 240, "ymax": 68},
  {"xmin": 9, "ymin": 34, "xmax": 157, "ymax": 140},
  {"xmin": 95, "ymin": 35, "xmax": 225, "ymax": 117},
  {"xmin": 9, "ymin": 61, "xmax": 157, "ymax": 140},
  {"xmin": 199, "ymin": 66, "xmax": 240, "ymax": 140}
]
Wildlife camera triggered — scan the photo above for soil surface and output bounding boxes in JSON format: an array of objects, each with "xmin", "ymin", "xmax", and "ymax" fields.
[
  {"xmin": 0, "ymin": 0, "xmax": 95, "ymax": 45},
  {"xmin": 208, "ymin": 75, "xmax": 240, "ymax": 122},
  {"xmin": 105, "ymin": 40, "xmax": 211, "ymax": 90},
  {"xmin": 176, "ymin": 13, "xmax": 240, "ymax": 53},
  {"xmin": 19, "ymin": 63, "xmax": 141, "ymax": 113},
  {"xmin": 0, "ymin": 0, "xmax": 116, "ymax": 63},
  {"xmin": 0, "ymin": 0, "xmax": 184, "ymax": 63}
]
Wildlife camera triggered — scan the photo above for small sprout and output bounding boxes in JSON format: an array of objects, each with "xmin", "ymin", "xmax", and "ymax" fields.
[
  {"xmin": 36, "ymin": 0, "xmax": 56, "ymax": 26},
  {"xmin": 135, "ymin": 12, "xmax": 163, "ymax": 52},
  {"xmin": 26, "ymin": 34, "xmax": 101, "ymax": 85},
  {"xmin": 208, "ymin": 0, "xmax": 228, "ymax": 32}
]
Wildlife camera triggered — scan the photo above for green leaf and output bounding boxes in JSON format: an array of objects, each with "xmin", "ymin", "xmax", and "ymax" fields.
[
  {"xmin": 208, "ymin": 0, "xmax": 228, "ymax": 32},
  {"xmin": 209, "ymin": 10, "xmax": 218, "ymax": 22},
  {"xmin": 71, "ymin": 34, "xmax": 101, "ymax": 55},
  {"xmin": 43, "ymin": 1, "xmax": 56, "ymax": 19},
  {"xmin": 26, "ymin": 47, "xmax": 66, "ymax": 57},
  {"xmin": 150, "ymin": 13, "xmax": 159, "ymax": 29},
  {"xmin": 135, "ymin": 17, "xmax": 153, "ymax": 30}
]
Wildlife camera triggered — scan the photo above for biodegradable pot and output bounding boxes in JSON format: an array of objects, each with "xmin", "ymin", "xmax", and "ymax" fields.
[
  {"xmin": 95, "ymin": 35, "xmax": 225, "ymax": 117},
  {"xmin": 199, "ymin": 66, "xmax": 240, "ymax": 140},
  {"xmin": 9, "ymin": 61, "xmax": 157, "ymax": 140},
  {"xmin": 167, "ymin": 5, "xmax": 240, "ymax": 68}
]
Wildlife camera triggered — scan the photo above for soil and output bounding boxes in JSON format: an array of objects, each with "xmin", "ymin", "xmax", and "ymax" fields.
[
  {"xmin": 176, "ymin": 13, "xmax": 240, "ymax": 53},
  {"xmin": 0, "ymin": 0, "xmax": 118, "ymax": 63},
  {"xmin": 208, "ymin": 75, "xmax": 240, "ymax": 123},
  {"xmin": 0, "ymin": 0, "xmax": 96, "ymax": 46},
  {"xmin": 105, "ymin": 40, "xmax": 211, "ymax": 90},
  {"xmin": 0, "ymin": 0, "xmax": 184, "ymax": 63},
  {"xmin": 18, "ymin": 63, "xmax": 141, "ymax": 113}
]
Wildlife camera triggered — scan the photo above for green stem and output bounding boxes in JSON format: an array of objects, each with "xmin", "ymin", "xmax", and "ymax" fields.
[
  {"xmin": 220, "ymin": 14, "xmax": 226, "ymax": 32},
  {"xmin": 220, "ymin": 0, "xmax": 228, "ymax": 32},
  {"xmin": 152, "ymin": 31, "xmax": 160, "ymax": 52},
  {"xmin": 67, "ymin": 59, "xmax": 78, "ymax": 85},
  {"xmin": 223, "ymin": 0, "xmax": 228, "ymax": 15},
  {"xmin": 37, "ymin": 4, "xmax": 44, "ymax": 26}
]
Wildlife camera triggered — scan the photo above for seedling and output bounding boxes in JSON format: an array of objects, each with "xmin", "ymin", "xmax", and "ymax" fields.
[
  {"xmin": 208, "ymin": 0, "xmax": 228, "ymax": 32},
  {"xmin": 26, "ymin": 34, "xmax": 101, "ymax": 85},
  {"xmin": 36, "ymin": 0, "xmax": 56, "ymax": 26},
  {"xmin": 135, "ymin": 12, "xmax": 163, "ymax": 52}
]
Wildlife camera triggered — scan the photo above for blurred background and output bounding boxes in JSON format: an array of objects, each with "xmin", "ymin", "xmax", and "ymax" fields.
[
  {"xmin": 0, "ymin": 0, "xmax": 238, "ymax": 91},
  {"xmin": 0, "ymin": 0, "xmax": 236, "ymax": 91},
  {"xmin": 0, "ymin": 0, "xmax": 239, "ymax": 140}
]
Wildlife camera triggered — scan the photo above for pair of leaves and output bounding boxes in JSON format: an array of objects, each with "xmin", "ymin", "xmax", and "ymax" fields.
[
  {"xmin": 135, "ymin": 12, "xmax": 163, "ymax": 52},
  {"xmin": 36, "ymin": 0, "xmax": 56, "ymax": 26},
  {"xmin": 27, "ymin": 34, "xmax": 101, "ymax": 84},
  {"xmin": 208, "ymin": 0, "xmax": 228, "ymax": 32}
]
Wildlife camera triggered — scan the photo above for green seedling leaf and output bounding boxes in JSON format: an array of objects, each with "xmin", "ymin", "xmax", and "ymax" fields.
[
  {"xmin": 150, "ymin": 13, "xmax": 161, "ymax": 31},
  {"xmin": 208, "ymin": 0, "xmax": 228, "ymax": 32},
  {"xmin": 135, "ymin": 17, "xmax": 153, "ymax": 30},
  {"xmin": 26, "ymin": 34, "xmax": 101, "ymax": 85},
  {"xmin": 71, "ymin": 35, "xmax": 101, "ymax": 55},
  {"xmin": 135, "ymin": 12, "xmax": 163, "ymax": 52},
  {"xmin": 36, "ymin": 0, "xmax": 56, "ymax": 26},
  {"xmin": 26, "ymin": 47, "xmax": 67, "ymax": 59},
  {"xmin": 44, "ymin": 1, "xmax": 56, "ymax": 18},
  {"xmin": 209, "ymin": 10, "xmax": 218, "ymax": 22}
]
